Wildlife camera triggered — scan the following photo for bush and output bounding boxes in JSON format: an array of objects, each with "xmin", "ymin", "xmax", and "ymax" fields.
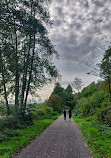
[
  {"xmin": 76, "ymin": 97, "xmax": 91, "ymax": 116},
  {"xmin": 104, "ymin": 107, "xmax": 111, "ymax": 125},
  {"xmin": 0, "ymin": 103, "xmax": 7, "ymax": 116},
  {"xmin": 76, "ymin": 90, "xmax": 109, "ymax": 117},
  {"xmin": 45, "ymin": 107, "xmax": 53, "ymax": 114},
  {"xmin": 96, "ymin": 107, "xmax": 108, "ymax": 122},
  {"xmin": 0, "ymin": 134, "xmax": 7, "ymax": 142},
  {"xmin": 32, "ymin": 105, "xmax": 59, "ymax": 120},
  {"xmin": 0, "ymin": 115, "xmax": 25, "ymax": 130},
  {"xmin": 89, "ymin": 91, "xmax": 107, "ymax": 110},
  {"xmin": 0, "ymin": 129, "xmax": 20, "ymax": 143}
]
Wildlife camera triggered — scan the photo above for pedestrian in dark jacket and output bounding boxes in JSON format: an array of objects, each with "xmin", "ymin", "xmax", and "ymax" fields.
[
  {"xmin": 69, "ymin": 109, "xmax": 72, "ymax": 121},
  {"xmin": 64, "ymin": 109, "xmax": 66, "ymax": 121}
]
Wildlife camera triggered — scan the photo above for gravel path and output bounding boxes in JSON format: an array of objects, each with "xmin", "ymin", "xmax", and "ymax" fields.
[{"xmin": 15, "ymin": 115, "xmax": 93, "ymax": 158}]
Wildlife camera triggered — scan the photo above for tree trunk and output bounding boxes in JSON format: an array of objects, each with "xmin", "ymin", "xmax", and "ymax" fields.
[
  {"xmin": 24, "ymin": 33, "xmax": 35, "ymax": 107},
  {"xmin": 0, "ymin": 55, "xmax": 10, "ymax": 115},
  {"xmin": 13, "ymin": 17, "xmax": 19, "ymax": 109},
  {"xmin": 20, "ymin": 35, "xmax": 32, "ymax": 110},
  {"xmin": 20, "ymin": 1, "xmax": 33, "ymax": 111},
  {"xmin": 2, "ymin": 72, "xmax": 10, "ymax": 115}
]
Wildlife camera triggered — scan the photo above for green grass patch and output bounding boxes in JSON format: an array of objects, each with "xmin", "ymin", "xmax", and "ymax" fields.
[
  {"xmin": 73, "ymin": 115, "xmax": 111, "ymax": 158},
  {"xmin": 0, "ymin": 114, "xmax": 60, "ymax": 158}
]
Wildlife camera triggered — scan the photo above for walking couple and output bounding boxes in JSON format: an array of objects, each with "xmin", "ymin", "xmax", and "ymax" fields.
[{"xmin": 64, "ymin": 109, "xmax": 72, "ymax": 121}]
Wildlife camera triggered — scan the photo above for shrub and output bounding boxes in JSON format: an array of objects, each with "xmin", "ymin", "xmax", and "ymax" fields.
[
  {"xmin": 96, "ymin": 107, "xmax": 108, "ymax": 122},
  {"xmin": 104, "ymin": 107, "xmax": 111, "ymax": 125},
  {"xmin": 89, "ymin": 90, "xmax": 107, "ymax": 110},
  {"xmin": 0, "ymin": 134, "xmax": 7, "ymax": 142},
  {"xmin": 45, "ymin": 107, "xmax": 53, "ymax": 114},
  {"xmin": 0, "ymin": 103, "xmax": 7, "ymax": 116},
  {"xmin": 0, "ymin": 115, "xmax": 25, "ymax": 130},
  {"xmin": 77, "ymin": 97, "xmax": 91, "ymax": 116},
  {"xmin": 0, "ymin": 129, "xmax": 20, "ymax": 143}
]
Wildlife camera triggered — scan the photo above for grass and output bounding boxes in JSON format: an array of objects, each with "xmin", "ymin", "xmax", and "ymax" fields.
[
  {"xmin": 73, "ymin": 115, "xmax": 111, "ymax": 158},
  {"xmin": 0, "ymin": 115, "xmax": 60, "ymax": 158}
]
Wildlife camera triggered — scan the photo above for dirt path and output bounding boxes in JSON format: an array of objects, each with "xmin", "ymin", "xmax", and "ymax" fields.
[{"xmin": 15, "ymin": 115, "xmax": 93, "ymax": 158}]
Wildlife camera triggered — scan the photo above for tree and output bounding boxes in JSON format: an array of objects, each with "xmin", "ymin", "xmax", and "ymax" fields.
[
  {"xmin": 72, "ymin": 77, "xmax": 83, "ymax": 93},
  {"xmin": 51, "ymin": 82, "xmax": 65, "ymax": 107},
  {"xmin": 100, "ymin": 48, "xmax": 111, "ymax": 105},
  {"xmin": 0, "ymin": 0, "xmax": 59, "ymax": 116},
  {"xmin": 51, "ymin": 83, "xmax": 64, "ymax": 96},
  {"xmin": 81, "ymin": 82, "xmax": 97, "ymax": 98},
  {"xmin": 0, "ymin": 54, "xmax": 10, "ymax": 115},
  {"xmin": 47, "ymin": 94, "xmax": 62, "ymax": 112},
  {"xmin": 64, "ymin": 84, "xmax": 74, "ymax": 109}
]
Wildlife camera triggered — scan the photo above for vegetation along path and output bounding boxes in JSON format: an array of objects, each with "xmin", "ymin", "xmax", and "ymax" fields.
[{"xmin": 15, "ymin": 115, "xmax": 93, "ymax": 158}]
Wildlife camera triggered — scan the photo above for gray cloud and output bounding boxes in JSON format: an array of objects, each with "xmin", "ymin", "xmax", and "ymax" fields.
[
  {"xmin": 49, "ymin": 0, "xmax": 111, "ymax": 61},
  {"xmin": 37, "ymin": 0, "xmax": 111, "ymax": 100}
]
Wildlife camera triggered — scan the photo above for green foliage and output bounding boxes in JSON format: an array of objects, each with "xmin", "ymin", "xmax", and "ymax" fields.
[
  {"xmin": 0, "ymin": 104, "xmax": 7, "ymax": 116},
  {"xmin": 77, "ymin": 90, "xmax": 109, "ymax": 117},
  {"xmin": 51, "ymin": 82, "xmax": 65, "ymax": 108},
  {"xmin": 0, "ymin": 102, "xmax": 59, "ymax": 131},
  {"xmin": 0, "ymin": 117, "xmax": 59, "ymax": 158},
  {"xmin": 75, "ymin": 80, "xmax": 111, "ymax": 125},
  {"xmin": 73, "ymin": 115, "xmax": 111, "ymax": 158},
  {"xmin": 97, "ymin": 106, "xmax": 111, "ymax": 125},
  {"xmin": 99, "ymin": 48, "xmax": 111, "ymax": 104},
  {"xmin": 81, "ymin": 82, "xmax": 97, "ymax": 98},
  {"xmin": 78, "ymin": 97, "xmax": 90, "ymax": 116},
  {"xmin": 64, "ymin": 84, "xmax": 75, "ymax": 109},
  {"xmin": 0, "ymin": 101, "xmax": 60, "ymax": 157},
  {"xmin": 51, "ymin": 83, "xmax": 64, "ymax": 97},
  {"xmin": 0, "ymin": 130, "xmax": 19, "ymax": 143},
  {"xmin": 89, "ymin": 90, "xmax": 107, "ymax": 109},
  {"xmin": 48, "ymin": 83, "xmax": 76, "ymax": 110},
  {"xmin": 100, "ymin": 48, "xmax": 111, "ymax": 80},
  {"xmin": 0, "ymin": 115, "xmax": 24, "ymax": 130},
  {"xmin": 0, "ymin": 0, "xmax": 59, "ymax": 116},
  {"xmin": 0, "ymin": 134, "xmax": 7, "ymax": 143}
]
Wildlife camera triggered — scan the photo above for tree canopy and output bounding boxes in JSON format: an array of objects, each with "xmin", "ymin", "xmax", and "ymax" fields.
[
  {"xmin": 48, "ymin": 83, "xmax": 75, "ymax": 111},
  {"xmin": 0, "ymin": 0, "xmax": 59, "ymax": 116},
  {"xmin": 100, "ymin": 48, "xmax": 111, "ymax": 104}
]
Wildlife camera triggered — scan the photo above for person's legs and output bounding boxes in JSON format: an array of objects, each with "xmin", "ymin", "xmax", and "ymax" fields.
[{"xmin": 64, "ymin": 116, "xmax": 66, "ymax": 121}]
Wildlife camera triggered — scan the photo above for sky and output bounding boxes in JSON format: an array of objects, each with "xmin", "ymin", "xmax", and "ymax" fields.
[{"xmin": 36, "ymin": 0, "xmax": 111, "ymax": 101}]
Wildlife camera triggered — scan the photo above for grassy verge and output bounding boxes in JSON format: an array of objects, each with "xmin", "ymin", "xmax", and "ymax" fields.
[
  {"xmin": 0, "ymin": 114, "xmax": 60, "ymax": 158},
  {"xmin": 73, "ymin": 115, "xmax": 111, "ymax": 158}
]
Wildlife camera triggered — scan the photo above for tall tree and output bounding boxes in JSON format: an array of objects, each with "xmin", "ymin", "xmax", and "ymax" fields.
[
  {"xmin": 0, "ymin": 53, "xmax": 10, "ymax": 115},
  {"xmin": 0, "ymin": 0, "xmax": 59, "ymax": 116},
  {"xmin": 51, "ymin": 82, "xmax": 65, "ymax": 108},
  {"xmin": 100, "ymin": 48, "xmax": 111, "ymax": 105},
  {"xmin": 64, "ymin": 84, "xmax": 74, "ymax": 109}
]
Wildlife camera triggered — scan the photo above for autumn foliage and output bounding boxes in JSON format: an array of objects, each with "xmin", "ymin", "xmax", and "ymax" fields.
[{"xmin": 47, "ymin": 94, "xmax": 62, "ymax": 112}]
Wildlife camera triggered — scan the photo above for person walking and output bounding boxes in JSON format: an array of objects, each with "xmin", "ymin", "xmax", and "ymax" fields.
[
  {"xmin": 69, "ymin": 109, "xmax": 72, "ymax": 121},
  {"xmin": 64, "ymin": 109, "xmax": 66, "ymax": 121}
]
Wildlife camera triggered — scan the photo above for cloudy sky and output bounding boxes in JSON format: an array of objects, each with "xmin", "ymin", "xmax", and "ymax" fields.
[{"xmin": 36, "ymin": 0, "xmax": 111, "ymax": 101}]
